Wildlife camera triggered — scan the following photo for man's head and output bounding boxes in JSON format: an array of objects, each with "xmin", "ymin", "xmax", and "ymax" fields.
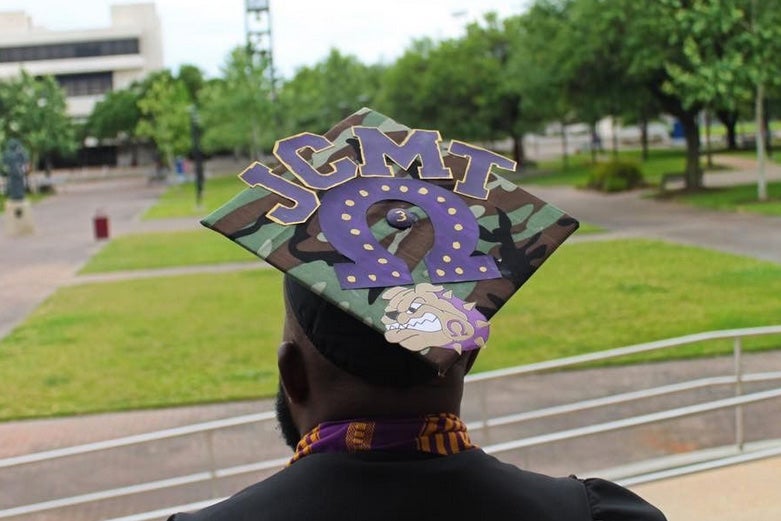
[
  {"xmin": 199, "ymin": 109, "xmax": 579, "ymax": 447},
  {"xmin": 275, "ymin": 275, "xmax": 477, "ymax": 449}
]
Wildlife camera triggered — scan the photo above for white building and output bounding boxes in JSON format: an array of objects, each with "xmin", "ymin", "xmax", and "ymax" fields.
[{"xmin": 0, "ymin": 3, "xmax": 163, "ymax": 120}]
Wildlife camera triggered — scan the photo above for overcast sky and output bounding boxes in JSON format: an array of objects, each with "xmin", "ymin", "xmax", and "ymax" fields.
[{"xmin": 6, "ymin": 0, "xmax": 527, "ymax": 79}]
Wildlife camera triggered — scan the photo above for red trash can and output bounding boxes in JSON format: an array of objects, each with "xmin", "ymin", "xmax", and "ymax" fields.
[{"xmin": 93, "ymin": 210, "xmax": 110, "ymax": 240}]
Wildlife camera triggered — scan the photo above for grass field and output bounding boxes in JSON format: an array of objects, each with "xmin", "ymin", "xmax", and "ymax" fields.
[
  {"xmin": 80, "ymin": 230, "xmax": 256, "ymax": 274},
  {"xmin": 2, "ymin": 238, "xmax": 780, "ymax": 420},
  {"xmin": 672, "ymin": 181, "xmax": 781, "ymax": 216},
  {"xmin": 142, "ymin": 175, "xmax": 247, "ymax": 220}
]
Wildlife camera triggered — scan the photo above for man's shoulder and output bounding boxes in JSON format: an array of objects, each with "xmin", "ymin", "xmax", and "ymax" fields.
[{"xmin": 168, "ymin": 450, "xmax": 665, "ymax": 521}]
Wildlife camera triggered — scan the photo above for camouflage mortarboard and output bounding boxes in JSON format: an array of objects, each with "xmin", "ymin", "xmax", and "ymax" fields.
[{"xmin": 202, "ymin": 108, "xmax": 578, "ymax": 376}]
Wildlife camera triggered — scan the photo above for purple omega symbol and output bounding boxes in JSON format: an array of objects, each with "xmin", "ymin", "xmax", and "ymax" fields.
[{"xmin": 319, "ymin": 177, "xmax": 500, "ymax": 290}]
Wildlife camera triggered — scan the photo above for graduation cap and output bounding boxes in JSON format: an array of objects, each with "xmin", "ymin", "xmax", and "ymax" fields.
[{"xmin": 202, "ymin": 108, "xmax": 578, "ymax": 383}]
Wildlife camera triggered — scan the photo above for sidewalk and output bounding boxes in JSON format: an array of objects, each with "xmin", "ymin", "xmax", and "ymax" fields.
[{"xmin": 1, "ymin": 159, "xmax": 780, "ymax": 520}]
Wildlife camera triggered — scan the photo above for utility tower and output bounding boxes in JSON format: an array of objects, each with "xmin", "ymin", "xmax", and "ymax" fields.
[{"xmin": 245, "ymin": 0, "xmax": 276, "ymax": 91}]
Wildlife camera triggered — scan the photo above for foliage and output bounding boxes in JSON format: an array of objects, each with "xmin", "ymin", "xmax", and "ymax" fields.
[
  {"xmin": 377, "ymin": 14, "xmax": 532, "ymax": 160},
  {"xmin": 587, "ymin": 160, "xmax": 644, "ymax": 192},
  {"xmin": 3, "ymin": 239, "xmax": 781, "ymax": 419},
  {"xmin": 177, "ymin": 63, "xmax": 206, "ymax": 103},
  {"xmin": 0, "ymin": 71, "xmax": 75, "ymax": 171},
  {"xmin": 86, "ymin": 88, "xmax": 141, "ymax": 140},
  {"xmin": 198, "ymin": 47, "xmax": 275, "ymax": 157},
  {"xmin": 135, "ymin": 72, "xmax": 192, "ymax": 168},
  {"xmin": 278, "ymin": 49, "xmax": 382, "ymax": 136}
]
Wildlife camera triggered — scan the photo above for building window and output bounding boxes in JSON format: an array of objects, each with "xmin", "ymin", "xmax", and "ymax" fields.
[
  {"xmin": 0, "ymin": 38, "xmax": 140, "ymax": 63},
  {"xmin": 55, "ymin": 72, "xmax": 113, "ymax": 97}
]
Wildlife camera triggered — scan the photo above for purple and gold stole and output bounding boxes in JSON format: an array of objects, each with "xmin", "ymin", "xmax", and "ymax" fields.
[{"xmin": 290, "ymin": 413, "xmax": 475, "ymax": 464}]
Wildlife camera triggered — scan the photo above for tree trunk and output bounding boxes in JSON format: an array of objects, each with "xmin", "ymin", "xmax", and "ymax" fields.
[
  {"xmin": 611, "ymin": 117, "xmax": 619, "ymax": 159},
  {"xmin": 560, "ymin": 120, "xmax": 569, "ymax": 171},
  {"xmin": 763, "ymin": 104, "xmax": 772, "ymax": 155},
  {"xmin": 681, "ymin": 113, "xmax": 702, "ymax": 190},
  {"xmin": 704, "ymin": 109, "xmax": 713, "ymax": 169},
  {"xmin": 590, "ymin": 123, "xmax": 600, "ymax": 164},
  {"xmin": 44, "ymin": 153, "xmax": 52, "ymax": 177},
  {"xmin": 715, "ymin": 109, "xmax": 738, "ymax": 150},
  {"xmin": 756, "ymin": 83, "xmax": 768, "ymax": 201},
  {"xmin": 640, "ymin": 117, "xmax": 649, "ymax": 161},
  {"xmin": 511, "ymin": 134, "xmax": 525, "ymax": 166}
]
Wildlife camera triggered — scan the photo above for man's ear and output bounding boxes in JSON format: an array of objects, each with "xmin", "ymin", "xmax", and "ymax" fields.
[{"xmin": 278, "ymin": 341, "xmax": 309, "ymax": 404}]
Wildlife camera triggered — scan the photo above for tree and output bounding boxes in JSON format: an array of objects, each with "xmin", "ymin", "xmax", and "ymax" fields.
[
  {"xmin": 135, "ymin": 72, "xmax": 191, "ymax": 169},
  {"xmin": 198, "ymin": 47, "xmax": 275, "ymax": 158},
  {"xmin": 378, "ymin": 15, "xmax": 531, "ymax": 163},
  {"xmin": 512, "ymin": 1, "xmax": 581, "ymax": 168},
  {"xmin": 177, "ymin": 64, "xmax": 205, "ymax": 105},
  {"xmin": 375, "ymin": 39, "xmax": 436, "ymax": 129},
  {"xmin": 743, "ymin": 0, "xmax": 781, "ymax": 200},
  {"xmin": 278, "ymin": 49, "xmax": 381, "ymax": 136},
  {"xmin": 86, "ymin": 87, "xmax": 142, "ymax": 165},
  {"xmin": 0, "ymin": 71, "xmax": 75, "ymax": 175}
]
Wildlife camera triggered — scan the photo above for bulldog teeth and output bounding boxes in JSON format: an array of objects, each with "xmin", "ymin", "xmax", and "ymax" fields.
[{"xmin": 384, "ymin": 313, "xmax": 442, "ymax": 333}]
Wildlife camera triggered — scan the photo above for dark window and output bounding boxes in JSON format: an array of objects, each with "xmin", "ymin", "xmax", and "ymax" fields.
[
  {"xmin": 0, "ymin": 38, "xmax": 139, "ymax": 63},
  {"xmin": 55, "ymin": 72, "xmax": 113, "ymax": 97}
]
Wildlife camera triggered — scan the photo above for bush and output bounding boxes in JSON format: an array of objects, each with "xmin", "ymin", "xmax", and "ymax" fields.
[{"xmin": 587, "ymin": 160, "xmax": 644, "ymax": 192}]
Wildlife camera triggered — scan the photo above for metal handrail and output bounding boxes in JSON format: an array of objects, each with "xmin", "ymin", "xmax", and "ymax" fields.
[
  {"xmin": 1, "ymin": 325, "xmax": 779, "ymax": 520},
  {"xmin": 481, "ymin": 387, "xmax": 781, "ymax": 455},
  {"xmin": 0, "ymin": 411, "xmax": 276, "ymax": 469},
  {"xmin": 465, "ymin": 324, "xmax": 781, "ymax": 383},
  {"xmin": 465, "ymin": 371, "xmax": 781, "ymax": 431},
  {"xmin": 5, "ymin": 387, "xmax": 780, "ymax": 519}
]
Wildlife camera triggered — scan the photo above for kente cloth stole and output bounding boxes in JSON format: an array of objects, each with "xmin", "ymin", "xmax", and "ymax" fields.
[{"xmin": 290, "ymin": 413, "xmax": 475, "ymax": 464}]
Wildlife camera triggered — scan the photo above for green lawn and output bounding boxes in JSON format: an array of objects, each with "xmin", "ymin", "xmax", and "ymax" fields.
[
  {"xmin": 673, "ymin": 182, "xmax": 781, "ymax": 216},
  {"xmin": 2, "ymin": 238, "xmax": 780, "ymax": 420},
  {"xmin": 521, "ymin": 148, "xmax": 726, "ymax": 188},
  {"xmin": 143, "ymin": 175, "xmax": 248, "ymax": 220},
  {"xmin": 81, "ymin": 230, "xmax": 256, "ymax": 274}
]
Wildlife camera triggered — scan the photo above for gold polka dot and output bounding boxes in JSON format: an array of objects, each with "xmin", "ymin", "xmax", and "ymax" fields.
[
  {"xmin": 359, "ymin": 190, "xmax": 369, "ymax": 197},
  {"xmin": 381, "ymin": 185, "xmax": 391, "ymax": 192},
  {"xmin": 454, "ymin": 224, "xmax": 464, "ymax": 231},
  {"xmin": 447, "ymin": 208, "xmax": 457, "ymax": 215},
  {"xmin": 363, "ymin": 243, "xmax": 374, "ymax": 251},
  {"xmin": 455, "ymin": 267, "xmax": 464, "ymax": 275},
  {"xmin": 479, "ymin": 266, "xmax": 488, "ymax": 273},
  {"xmin": 350, "ymin": 228, "xmax": 360, "ymax": 235},
  {"xmin": 436, "ymin": 269, "xmax": 446, "ymax": 277},
  {"xmin": 378, "ymin": 258, "xmax": 388, "ymax": 264},
  {"xmin": 442, "ymin": 255, "xmax": 452, "ymax": 263},
  {"xmin": 392, "ymin": 271, "xmax": 400, "ymax": 278},
  {"xmin": 437, "ymin": 196, "xmax": 446, "ymax": 203},
  {"xmin": 399, "ymin": 185, "xmax": 409, "ymax": 193},
  {"xmin": 347, "ymin": 276, "xmax": 357, "ymax": 283},
  {"xmin": 345, "ymin": 199, "xmax": 355, "ymax": 207},
  {"xmin": 418, "ymin": 187, "xmax": 429, "ymax": 195},
  {"xmin": 341, "ymin": 213, "xmax": 352, "ymax": 221},
  {"xmin": 368, "ymin": 274, "xmax": 377, "ymax": 281},
  {"xmin": 452, "ymin": 241, "xmax": 461, "ymax": 250}
]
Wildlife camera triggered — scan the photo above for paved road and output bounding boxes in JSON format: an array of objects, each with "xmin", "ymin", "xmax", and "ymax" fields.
[{"xmin": 1, "ymin": 156, "xmax": 780, "ymax": 520}]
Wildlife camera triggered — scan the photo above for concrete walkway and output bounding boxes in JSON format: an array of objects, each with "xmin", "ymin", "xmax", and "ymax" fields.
[{"xmin": 0, "ymin": 156, "xmax": 780, "ymax": 520}]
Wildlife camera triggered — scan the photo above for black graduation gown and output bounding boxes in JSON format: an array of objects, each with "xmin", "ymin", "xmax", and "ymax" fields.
[{"xmin": 169, "ymin": 449, "xmax": 666, "ymax": 520}]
